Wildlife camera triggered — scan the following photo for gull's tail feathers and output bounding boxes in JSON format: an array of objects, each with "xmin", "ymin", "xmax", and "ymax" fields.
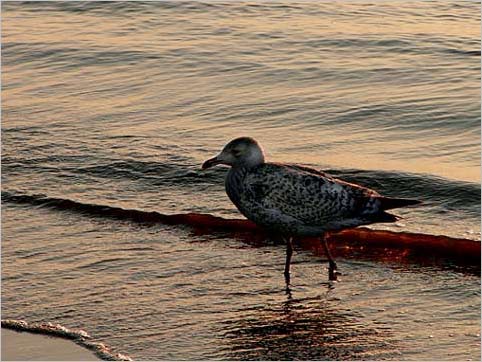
[{"xmin": 378, "ymin": 197, "xmax": 422, "ymax": 211}]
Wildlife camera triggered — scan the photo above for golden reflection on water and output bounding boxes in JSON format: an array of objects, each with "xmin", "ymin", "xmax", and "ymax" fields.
[
  {"xmin": 1, "ymin": 2, "xmax": 481, "ymax": 360},
  {"xmin": 5, "ymin": 7, "xmax": 479, "ymax": 183}
]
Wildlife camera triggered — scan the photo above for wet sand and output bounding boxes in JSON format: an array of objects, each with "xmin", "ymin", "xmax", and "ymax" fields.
[{"xmin": 2, "ymin": 328, "xmax": 100, "ymax": 361}]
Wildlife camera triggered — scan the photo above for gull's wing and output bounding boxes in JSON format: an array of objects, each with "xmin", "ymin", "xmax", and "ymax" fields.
[{"xmin": 239, "ymin": 163, "xmax": 382, "ymax": 227}]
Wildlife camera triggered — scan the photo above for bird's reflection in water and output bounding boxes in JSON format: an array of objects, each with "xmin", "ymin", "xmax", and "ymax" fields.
[{"xmin": 217, "ymin": 288, "xmax": 398, "ymax": 360}]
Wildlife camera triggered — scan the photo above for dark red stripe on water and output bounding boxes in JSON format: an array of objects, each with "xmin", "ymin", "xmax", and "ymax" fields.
[{"xmin": 3, "ymin": 191, "xmax": 480, "ymax": 269}]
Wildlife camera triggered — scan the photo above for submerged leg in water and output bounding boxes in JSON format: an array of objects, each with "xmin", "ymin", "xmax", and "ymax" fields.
[
  {"xmin": 284, "ymin": 236, "xmax": 294, "ymax": 286},
  {"xmin": 321, "ymin": 234, "xmax": 338, "ymax": 281}
]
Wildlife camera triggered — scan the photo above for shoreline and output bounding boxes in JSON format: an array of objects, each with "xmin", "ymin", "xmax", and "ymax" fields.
[
  {"xmin": 2, "ymin": 328, "xmax": 100, "ymax": 361},
  {"xmin": 1, "ymin": 320, "xmax": 132, "ymax": 361}
]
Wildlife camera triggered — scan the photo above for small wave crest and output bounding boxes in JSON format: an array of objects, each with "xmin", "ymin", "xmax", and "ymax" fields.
[
  {"xmin": 2, "ymin": 190, "xmax": 479, "ymax": 268},
  {"xmin": 1, "ymin": 319, "xmax": 131, "ymax": 361},
  {"xmin": 1, "ymin": 190, "xmax": 257, "ymax": 231},
  {"xmin": 4, "ymin": 156, "xmax": 478, "ymax": 216}
]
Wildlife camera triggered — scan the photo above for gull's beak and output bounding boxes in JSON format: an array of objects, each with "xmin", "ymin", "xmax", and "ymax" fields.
[{"xmin": 202, "ymin": 156, "xmax": 222, "ymax": 170}]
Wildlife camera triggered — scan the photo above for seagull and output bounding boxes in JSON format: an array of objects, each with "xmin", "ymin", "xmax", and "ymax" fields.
[{"xmin": 202, "ymin": 137, "xmax": 421, "ymax": 282}]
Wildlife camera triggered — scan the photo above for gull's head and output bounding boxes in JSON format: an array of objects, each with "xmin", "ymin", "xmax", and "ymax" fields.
[{"xmin": 202, "ymin": 137, "xmax": 265, "ymax": 170}]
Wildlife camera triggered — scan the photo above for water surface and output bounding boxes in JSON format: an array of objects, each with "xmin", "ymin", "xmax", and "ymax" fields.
[{"xmin": 2, "ymin": 1, "xmax": 480, "ymax": 360}]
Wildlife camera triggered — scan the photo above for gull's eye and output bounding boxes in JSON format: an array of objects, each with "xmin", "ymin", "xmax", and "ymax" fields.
[{"xmin": 232, "ymin": 149, "xmax": 242, "ymax": 157}]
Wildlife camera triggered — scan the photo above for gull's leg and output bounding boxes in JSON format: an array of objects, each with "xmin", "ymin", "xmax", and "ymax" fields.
[
  {"xmin": 321, "ymin": 233, "xmax": 338, "ymax": 281},
  {"xmin": 284, "ymin": 236, "xmax": 293, "ymax": 285}
]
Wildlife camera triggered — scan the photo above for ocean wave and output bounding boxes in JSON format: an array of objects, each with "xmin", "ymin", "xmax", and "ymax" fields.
[
  {"xmin": 1, "ymin": 319, "xmax": 131, "ymax": 361},
  {"xmin": 4, "ymin": 157, "xmax": 478, "ymax": 216},
  {"xmin": 2, "ymin": 190, "xmax": 479, "ymax": 269}
]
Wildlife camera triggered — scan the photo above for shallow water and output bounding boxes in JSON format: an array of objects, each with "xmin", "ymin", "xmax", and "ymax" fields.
[{"xmin": 2, "ymin": 1, "xmax": 481, "ymax": 360}]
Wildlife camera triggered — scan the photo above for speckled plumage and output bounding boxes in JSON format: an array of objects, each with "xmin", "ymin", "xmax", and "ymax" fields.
[{"xmin": 226, "ymin": 162, "xmax": 396, "ymax": 236}]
